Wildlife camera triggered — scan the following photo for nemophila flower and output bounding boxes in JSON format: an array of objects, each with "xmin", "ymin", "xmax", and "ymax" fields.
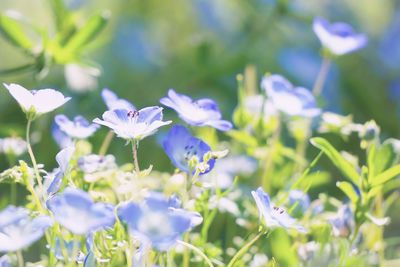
[
  {"xmin": 48, "ymin": 238, "xmax": 84, "ymax": 262},
  {"xmin": 289, "ymin": 190, "xmax": 310, "ymax": 214},
  {"xmin": 44, "ymin": 146, "xmax": 75, "ymax": 197},
  {"xmin": 202, "ymin": 156, "xmax": 257, "ymax": 189},
  {"xmin": 244, "ymin": 95, "xmax": 277, "ymax": 120},
  {"xmin": 52, "ymin": 122, "xmax": 73, "ymax": 148},
  {"xmin": 93, "ymin": 107, "xmax": 171, "ymax": 141},
  {"xmin": 47, "ymin": 187, "xmax": 115, "ymax": 235},
  {"xmin": 261, "ymin": 75, "xmax": 320, "ymax": 117},
  {"xmin": 0, "ymin": 255, "xmax": 11, "ymax": 267},
  {"xmin": 118, "ymin": 192, "xmax": 202, "ymax": 251},
  {"xmin": 78, "ymin": 154, "xmax": 117, "ymax": 182},
  {"xmin": 0, "ymin": 206, "xmax": 53, "ymax": 252},
  {"xmin": 0, "ymin": 137, "xmax": 27, "ymax": 156},
  {"xmin": 160, "ymin": 89, "xmax": 232, "ymax": 131},
  {"xmin": 163, "ymin": 125, "xmax": 215, "ymax": 174},
  {"xmin": 101, "ymin": 88, "xmax": 135, "ymax": 111},
  {"xmin": 251, "ymin": 187, "xmax": 306, "ymax": 232},
  {"xmin": 3, "ymin": 83, "xmax": 70, "ymax": 119},
  {"xmin": 55, "ymin": 114, "xmax": 100, "ymax": 139},
  {"xmin": 313, "ymin": 17, "xmax": 367, "ymax": 56},
  {"xmin": 329, "ymin": 205, "xmax": 354, "ymax": 237}
]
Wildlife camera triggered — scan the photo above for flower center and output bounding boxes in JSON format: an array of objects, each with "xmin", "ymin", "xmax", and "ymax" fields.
[{"xmin": 127, "ymin": 110, "xmax": 139, "ymax": 118}]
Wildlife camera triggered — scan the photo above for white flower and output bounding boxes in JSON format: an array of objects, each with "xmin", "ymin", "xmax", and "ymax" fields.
[
  {"xmin": 4, "ymin": 83, "xmax": 71, "ymax": 119},
  {"xmin": 65, "ymin": 64, "xmax": 100, "ymax": 93},
  {"xmin": 0, "ymin": 137, "xmax": 27, "ymax": 156}
]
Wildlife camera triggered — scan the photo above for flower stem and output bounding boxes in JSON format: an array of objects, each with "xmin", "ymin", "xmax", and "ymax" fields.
[
  {"xmin": 227, "ymin": 231, "xmax": 264, "ymax": 267},
  {"xmin": 312, "ymin": 57, "xmax": 331, "ymax": 97},
  {"xmin": 177, "ymin": 240, "xmax": 214, "ymax": 267},
  {"xmin": 131, "ymin": 140, "xmax": 140, "ymax": 173},
  {"xmin": 26, "ymin": 119, "xmax": 45, "ymax": 210},
  {"xmin": 99, "ymin": 130, "xmax": 114, "ymax": 156},
  {"xmin": 16, "ymin": 250, "xmax": 24, "ymax": 267}
]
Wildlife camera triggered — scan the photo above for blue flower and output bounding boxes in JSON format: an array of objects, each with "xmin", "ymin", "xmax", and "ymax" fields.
[
  {"xmin": 48, "ymin": 238, "xmax": 83, "ymax": 262},
  {"xmin": 47, "ymin": 187, "xmax": 115, "ymax": 235},
  {"xmin": 93, "ymin": 107, "xmax": 171, "ymax": 140},
  {"xmin": 118, "ymin": 192, "xmax": 202, "ymax": 251},
  {"xmin": 251, "ymin": 187, "xmax": 306, "ymax": 232},
  {"xmin": 44, "ymin": 146, "xmax": 75, "ymax": 197},
  {"xmin": 160, "ymin": 89, "xmax": 232, "ymax": 131},
  {"xmin": 101, "ymin": 88, "xmax": 135, "ymax": 111},
  {"xmin": 3, "ymin": 83, "xmax": 70, "ymax": 119},
  {"xmin": 163, "ymin": 125, "xmax": 215, "ymax": 174},
  {"xmin": 0, "ymin": 255, "xmax": 11, "ymax": 267},
  {"xmin": 261, "ymin": 74, "xmax": 320, "ymax": 117},
  {"xmin": 329, "ymin": 205, "xmax": 354, "ymax": 237},
  {"xmin": 288, "ymin": 190, "xmax": 310, "ymax": 215},
  {"xmin": 55, "ymin": 114, "xmax": 100, "ymax": 139},
  {"xmin": 313, "ymin": 17, "xmax": 367, "ymax": 56},
  {"xmin": 0, "ymin": 206, "xmax": 53, "ymax": 252},
  {"xmin": 52, "ymin": 122, "xmax": 73, "ymax": 148}
]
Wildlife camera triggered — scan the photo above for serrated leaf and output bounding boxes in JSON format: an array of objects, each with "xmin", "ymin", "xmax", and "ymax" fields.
[
  {"xmin": 310, "ymin": 137, "xmax": 360, "ymax": 185},
  {"xmin": 336, "ymin": 181, "xmax": 359, "ymax": 204},
  {"xmin": 0, "ymin": 13, "xmax": 34, "ymax": 53}
]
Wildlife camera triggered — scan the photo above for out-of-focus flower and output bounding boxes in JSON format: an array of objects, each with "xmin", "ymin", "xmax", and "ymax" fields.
[
  {"xmin": 44, "ymin": 146, "xmax": 75, "ymax": 197},
  {"xmin": 101, "ymin": 88, "xmax": 135, "ymax": 111},
  {"xmin": 251, "ymin": 187, "xmax": 306, "ymax": 232},
  {"xmin": 0, "ymin": 206, "xmax": 53, "ymax": 252},
  {"xmin": 52, "ymin": 122, "xmax": 74, "ymax": 148},
  {"xmin": 160, "ymin": 89, "xmax": 232, "ymax": 131},
  {"xmin": 243, "ymin": 95, "xmax": 277, "ymax": 121},
  {"xmin": 78, "ymin": 154, "xmax": 116, "ymax": 173},
  {"xmin": 55, "ymin": 115, "xmax": 100, "ymax": 139},
  {"xmin": 77, "ymin": 154, "xmax": 117, "ymax": 182},
  {"xmin": 0, "ymin": 255, "xmax": 11, "ymax": 267},
  {"xmin": 118, "ymin": 192, "xmax": 202, "ymax": 251},
  {"xmin": 261, "ymin": 75, "xmax": 320, "ymax": 117},
  {"xmin": 298, "ymin": 241, "xmax": 320, "ymax": 262},
  {"xmin": 48, "ymin": 238, "xmax": 83, "ymax": 262},
  {"xmin": 328, "ymin": 205, "xmax": 354, "ymax": 237},
  {"xmin": 318, "ymin": 112, "xmax": 354, "ymax": 136},
  {"xmin": 313, "ymin": 17, "xmax": 367, "ymax": 56},
  {"xmin": 94, "ymin": 107, "xmax": 171, "ymax": 141},
  {"xmin": 201, "ymin": 156, "xmax": 257, "ymax": 189},
  {"xmin": 249, "ymin": 253, "xmax": 269, "ymax": 267},
  {"xmin": 163, "ymin": 125, "xmax": 214, "ymax": 174},
  {"xmin": 65, "ymin": 64, "xmax": 100, "ymax": 93},
  {"xmin": 3, "ymin": 83, "xmax": 70, "ymax": 119},
  {"xmin": 0, "ymin": 137, "xmax": 27, "ymax": 156},
  {"xmin": 47, "ymin": 187, "xmax": 115, "ymax": 235},
  {"xmin": 379, "ymin": 12, "xmax": 400, "ymax": 70},
  {"xmin": 289, "ymin": 190, "xmax": 310, "ymax": 214}
]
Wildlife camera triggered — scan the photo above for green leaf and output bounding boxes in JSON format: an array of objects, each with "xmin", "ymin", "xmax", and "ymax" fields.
[
  {"xmin": 60, "ymin": 11, "xmax": 110, "ymax": 58},
  {"xmin": 310, "ymin": 137, "xmax": 360, "ymax": 185},
  {"xmin": 226, "ymin": 130, "xmax": 258, "ymax": 147},
  {"xmin": 0, "ymin": 13, "xmax": 34, "ymax": 53},
  {"xmin": 336, "ymin": 181, "xmax": 359, "ymax": 204},
  {"xmin": 374, "ymin": 139, "xmax": 397, "ymax": 175},
  {"xmin": 370, "ymin": 164, "xmax": 400, "ymax": 187}
]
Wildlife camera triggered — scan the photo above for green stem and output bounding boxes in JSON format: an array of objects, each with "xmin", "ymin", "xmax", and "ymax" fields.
[
  {"xmin": 177, "ymin": 240, "xmax": 214, "ymax": 267},
  {"xmin": 260, "ymin": 119, "xmax": 281, "ymax": 191},
  {"xmin": 17, "ymin": 250, "xmax": 24, "ymax": 267},
  {"xmin": 99, "ymin": 130, "xmax": 114, "ymax": 156},
  {"xmin": 227, "ymin": 232, "xmax": 264, "ymax": 267},
  {"xmin": 312, "ymin": 57, "xmax": 331, "ymax": 97},
  {"xmin": 182, "ymin": 233, "xmax": 190, "ymax": 267},
  {"xmin": 131, "ymin": 140, "xmax": 140, "ymax": 173},
  {"xmin": 26, "ymin": 119, "xmax": 44, "ymax": 196}
]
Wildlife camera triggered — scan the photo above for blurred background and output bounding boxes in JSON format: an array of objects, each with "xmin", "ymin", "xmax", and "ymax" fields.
[{"xmin": 1, "ymin": 0, "xmax": 399, "ymax": 169}]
